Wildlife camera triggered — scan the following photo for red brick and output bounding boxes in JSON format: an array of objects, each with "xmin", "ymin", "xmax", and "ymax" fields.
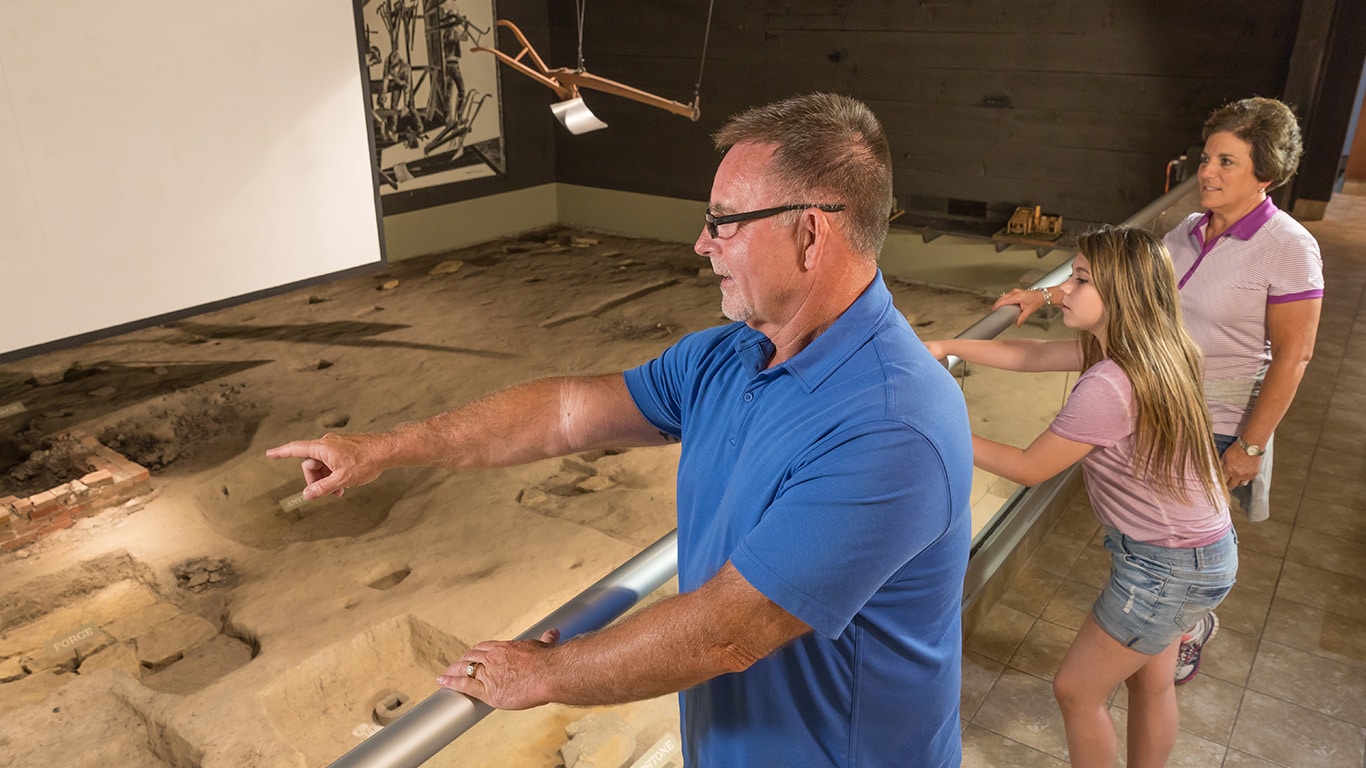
[
  {"xmin": 8, "ymin": 497, "xmax": 34, "ymax": 519},
  {"xmin": 29, "ymin": 491, "xmax": 59, "ymax": 516},
  {"xmin": 0, "ymin": 511, "xmax": 13, "ymax": 537},
  {"xmin": 1, "ymin": 531, "xmax": 40, "ymax": 552},
  {"xmin": 36, "ymin": 511, "xmax": 74, "ymax": 535},
  {"xmin": 81, "ymin": 469, "xmax": 115, "ymax": 487}
]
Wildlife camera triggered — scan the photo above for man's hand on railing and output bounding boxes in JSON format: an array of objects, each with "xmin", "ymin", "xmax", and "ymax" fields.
[{"xmin": 436, "ymin": 628, "xmax": 562, "ymax": 710}]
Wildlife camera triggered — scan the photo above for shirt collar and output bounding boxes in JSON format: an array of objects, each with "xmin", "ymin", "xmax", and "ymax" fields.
[
  {"xmin": 1196, "ymin": 195, "xmax": 1277, "ymax": 243},
  {"xmin": 735, "ymin": 271, "xmax": 893, "ymax": 390}
]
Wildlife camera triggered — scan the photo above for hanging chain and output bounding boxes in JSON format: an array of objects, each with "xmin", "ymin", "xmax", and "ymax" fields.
[
  {"xmin": 575, "ymin": 0, "xmax": 587, "ymax": 72},
  {"xmin": 692, "ymin": 0, "xmax": 716, "ymax": 105}
]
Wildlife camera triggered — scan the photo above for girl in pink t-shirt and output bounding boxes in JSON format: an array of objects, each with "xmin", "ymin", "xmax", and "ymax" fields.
[{"xmin": 927, "ymin": 225, "xmax": 1236, "ymax": 768}]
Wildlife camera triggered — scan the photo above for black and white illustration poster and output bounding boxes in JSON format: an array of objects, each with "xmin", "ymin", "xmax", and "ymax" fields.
[{"xmin": 361, "ymin": 0, "xmax": 503, "ymax": 194}]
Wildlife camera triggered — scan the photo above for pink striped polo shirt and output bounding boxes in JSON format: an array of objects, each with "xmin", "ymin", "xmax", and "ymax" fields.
[
  {"xmin": 1050, "ymin": 360, "xmax": 1231, "ymax": 547},
  {"xmin": 1163, "ymin": 197, "xmax": 1323, "ymax": 434}
]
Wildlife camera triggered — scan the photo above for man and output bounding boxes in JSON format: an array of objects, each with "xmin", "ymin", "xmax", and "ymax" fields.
[{"xmin": 268, "ymin": 93, "xmax": 972, "ymax": 767}]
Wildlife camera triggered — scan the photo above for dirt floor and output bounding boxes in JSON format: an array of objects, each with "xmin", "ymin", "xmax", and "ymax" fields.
[{"xmin": 0, "ymin": 226, "xmax": 1070, "ymax": 768}]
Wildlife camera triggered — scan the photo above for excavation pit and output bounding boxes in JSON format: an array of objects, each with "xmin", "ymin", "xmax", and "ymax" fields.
[{"xmin": 262, "ymin": 614, "xmax": 466, "ymax": 766}]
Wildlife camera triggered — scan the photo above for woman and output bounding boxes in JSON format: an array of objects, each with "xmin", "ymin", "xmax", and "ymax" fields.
[
  {"xmin": 994, "ymin": 97, "xmax": 1322, "ymax": 682},
  {"xmin": 929, "ymin": 226, "xmax": 1237, "ymax": 768}
]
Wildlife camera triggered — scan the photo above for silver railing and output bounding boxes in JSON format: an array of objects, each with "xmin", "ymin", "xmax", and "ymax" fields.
[
  {"xmin": 950, "ymin": 175, "xmax": 1203, "ymax": 551},
  {"xmin": 328, "ymin": 175, "xmax": 1206, "ymax": 768},
  {"xmin": 329, "ymin": 531, "xmax": 678, "ymax": 768},
  {"xmin": 940, "ymin": 175, "xmax": 1202, "ymax": 371}
]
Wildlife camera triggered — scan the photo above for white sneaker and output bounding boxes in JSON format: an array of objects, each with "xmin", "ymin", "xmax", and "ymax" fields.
[{"xmin": 1174, "ymin": 612, "xmax": 1219, "ymax": 685}]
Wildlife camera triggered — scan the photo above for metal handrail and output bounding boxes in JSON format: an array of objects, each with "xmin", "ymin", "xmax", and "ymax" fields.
[
  {"xmin": 940, "ymin": 175, "xmax": 1202, "ymax": 370},
  {"xmin": 328, "ymin": 531, "xmax": 679, "ymax": 768}
]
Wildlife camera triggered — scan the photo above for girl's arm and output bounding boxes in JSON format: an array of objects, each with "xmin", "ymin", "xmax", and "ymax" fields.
[
  {"xmin": 924, "ymin": 338, "xmax": 1084, "ymax": 373},
  {"xmin": 973, "ymin": 430, "xmax": 1094, "ymax": 487}
]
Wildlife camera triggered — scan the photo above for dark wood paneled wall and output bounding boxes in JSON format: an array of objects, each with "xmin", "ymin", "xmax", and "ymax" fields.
[{"xmin": 541, "ymin": 0, "xmax": 1303, "ymax": 229}]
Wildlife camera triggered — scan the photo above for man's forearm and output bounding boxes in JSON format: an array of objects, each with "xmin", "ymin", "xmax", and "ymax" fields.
[
  {"xmin": 389, "ymin": 374, "xmax": 666, "ymax": 471},
  {"xmin": 444, "ymin": 563, "xmax": 811, "ymax": 709}
]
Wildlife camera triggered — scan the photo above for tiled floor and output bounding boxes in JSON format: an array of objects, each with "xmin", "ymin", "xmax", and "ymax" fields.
[{"xmin": 960, "ymin": 187, "xmax": 1366, "ymax": 767}]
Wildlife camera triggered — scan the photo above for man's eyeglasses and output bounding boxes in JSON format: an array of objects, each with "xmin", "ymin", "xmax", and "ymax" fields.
[{"xmin": 704, "ymin": 203, "xmax": 846, "ymax": 239}]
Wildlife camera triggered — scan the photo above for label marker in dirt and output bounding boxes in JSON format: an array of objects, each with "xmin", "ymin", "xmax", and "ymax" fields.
[{"xmin": 278, "ymin": 492, "xmax": 309, "ymax": 514}]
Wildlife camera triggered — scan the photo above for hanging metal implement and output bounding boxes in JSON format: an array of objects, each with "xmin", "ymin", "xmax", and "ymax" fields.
[{"xmin": 472, "ymin": 19, "xmax": 702, "ymax": 134}]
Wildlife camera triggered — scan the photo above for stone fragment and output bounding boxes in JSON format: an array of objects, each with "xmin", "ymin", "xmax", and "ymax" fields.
[
  {"xmin": 628, "ymin": 733, "xmax": 682, "ymax": 768},
  {"xmin": 378, "ymin": 280, "xmax": 400, "ymax": 290},
  {"xmin": 79, "ymin": 642, "xmax": 142, "ymax": 679},
  {"xmin": 0, "ymin": 581, "xmax": 158, "ymax": 659},
  {"xmin": 0, "ymin": 654, "xmax": 27, "ymax": 683},
  {"xmin": 103, "ymin": 602, "xmax": 182, "ymax": 642},
  {"xmin": 576, "ymin": 476, "xmax": 617, "ymax": 493},
  {"xmin": 428, "ymin": 260, "xmax": 465, "ymax": 276},
  {"xmin": 142, "ymin": 634, "xmax": 252, "ymax": 694},
  {"xmin": 559, "ymin": 457, "xmax": 597, "ymax": 477},
  {"xmin": 134, "ymin": 613, "xmax": 219, "ymax": 668},
  {"xmin": 30, "ymin": 364, "xmax": 67, "ymax": 385},
  {"xmin": 518, "ymin": 488, "xmax": 549, "ymax": 506},
  {"xmin": 80, "ymin": 469, "xmax": 114, "ymax": 487},
  {"xmin": 561, "ymin": 712, "xmax": 636, "ymax": 768}
]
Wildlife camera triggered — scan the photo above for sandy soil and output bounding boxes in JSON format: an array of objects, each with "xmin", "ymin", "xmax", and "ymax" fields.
[{"xmin": 0, "ymin": 227, "xmax": 1066, "ymax": 767}]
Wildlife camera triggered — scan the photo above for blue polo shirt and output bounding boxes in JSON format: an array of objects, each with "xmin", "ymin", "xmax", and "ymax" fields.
[{"xmin": 624, "ymin": 274, "xmax": 972, "ymax": 767}]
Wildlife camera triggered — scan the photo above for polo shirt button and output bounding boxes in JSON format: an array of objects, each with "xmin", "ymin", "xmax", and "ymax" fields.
[{"xmin": 743, "ymin": 392, "xmax": 754, "ymax": 403}]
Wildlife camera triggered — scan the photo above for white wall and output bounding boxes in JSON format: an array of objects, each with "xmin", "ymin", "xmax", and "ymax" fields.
[{"xmin": 0, "ymin": 0, "xmax": 382, "ymax": 357}]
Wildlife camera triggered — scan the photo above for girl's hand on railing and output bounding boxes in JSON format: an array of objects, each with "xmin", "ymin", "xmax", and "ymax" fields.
[{"xmin": 993, "ymin": 288, "xmax": 1047, "ymax": 327}]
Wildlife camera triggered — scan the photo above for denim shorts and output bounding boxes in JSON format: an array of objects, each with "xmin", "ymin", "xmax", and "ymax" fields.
[{"xmin": 1093, "ymin": 526, "xmax": 1238, "ymax": 655}]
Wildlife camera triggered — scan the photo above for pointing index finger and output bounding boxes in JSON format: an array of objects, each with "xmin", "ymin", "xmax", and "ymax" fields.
[{"xmin": 265, "ymin": 441, "xmax": 318, "ymax": 460}]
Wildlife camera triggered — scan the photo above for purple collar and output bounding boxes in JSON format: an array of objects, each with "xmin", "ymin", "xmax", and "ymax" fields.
[
  {"xmin": 1180, "ymin": 196, "xmax": 1277, "ymax": 289},
  {"xmin": 1193, "ymin": 195, "xmax": 1277, "ymax": 248}
]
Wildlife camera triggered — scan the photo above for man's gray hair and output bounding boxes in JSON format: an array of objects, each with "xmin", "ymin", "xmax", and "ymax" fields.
[{"xmin": 713, "ymin": 93, "xmax": 893, "ymax": 258}]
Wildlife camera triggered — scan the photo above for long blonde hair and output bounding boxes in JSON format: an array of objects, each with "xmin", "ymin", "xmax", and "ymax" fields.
[{"xmin": 1076, "ymin": 226, "xmax": 1225, "ymax": 506}]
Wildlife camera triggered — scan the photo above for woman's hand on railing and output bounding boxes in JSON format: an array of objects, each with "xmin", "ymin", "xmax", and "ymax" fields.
[
  {"xmin": 437, "ymin": 628, "xmax": 561, "ymax": 711},
  {"xmin": 993, "ymin": 288, "xmax": 1048, "ymax": 327}
]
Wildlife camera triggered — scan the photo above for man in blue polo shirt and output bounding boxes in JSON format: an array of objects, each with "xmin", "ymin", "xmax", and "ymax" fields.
[{"xmin": 269, "ymin": 93, "xmax": 973, "ymax": 767}]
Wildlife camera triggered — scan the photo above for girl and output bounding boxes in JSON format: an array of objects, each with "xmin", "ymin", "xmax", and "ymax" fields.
[{"xmin": 927, "ymin": 225, "xmax": 1236, "ymax": 767}]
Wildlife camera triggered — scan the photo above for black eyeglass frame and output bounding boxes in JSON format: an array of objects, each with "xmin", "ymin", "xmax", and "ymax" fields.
[{"xmin": 704, "ymin": 203, "xmax": 847, "ymax": 239}]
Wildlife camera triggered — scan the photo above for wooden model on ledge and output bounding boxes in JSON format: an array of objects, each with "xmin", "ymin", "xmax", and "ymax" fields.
[{"xmin": 1004, "ymin": 205, "xmax": 1065, "ymax": 239}]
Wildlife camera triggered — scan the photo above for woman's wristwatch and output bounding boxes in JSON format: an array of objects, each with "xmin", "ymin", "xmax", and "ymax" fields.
[{"xmin": 1235, "ymin": 437, "xmax": 1265, "ymax": 457}]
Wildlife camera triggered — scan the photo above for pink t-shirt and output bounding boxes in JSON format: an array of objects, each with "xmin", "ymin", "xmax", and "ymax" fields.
[
  {"xmin": 1164, "ymin": 198, "xmax": 1324, "ymax": 434},
  {"xmin": 1050, "ymin": 360, "xmax": 1231, "ymax": 547}
]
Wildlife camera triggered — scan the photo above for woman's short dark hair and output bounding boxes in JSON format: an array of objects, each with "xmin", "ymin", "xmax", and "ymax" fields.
[{"xmin": 1203, "ymin": 97, "xmax": 1303, "ymax": 190}]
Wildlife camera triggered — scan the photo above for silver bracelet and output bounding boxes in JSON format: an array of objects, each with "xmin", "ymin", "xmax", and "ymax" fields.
[{"xmin": 1034, "ymin": 286, "xmax": 1052, "ymax": 307}]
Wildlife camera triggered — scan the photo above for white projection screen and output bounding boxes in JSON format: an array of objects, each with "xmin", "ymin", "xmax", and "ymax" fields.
[{"xmin": 0, "ymin": 1, "xmax": 383, "ymax": 359}]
